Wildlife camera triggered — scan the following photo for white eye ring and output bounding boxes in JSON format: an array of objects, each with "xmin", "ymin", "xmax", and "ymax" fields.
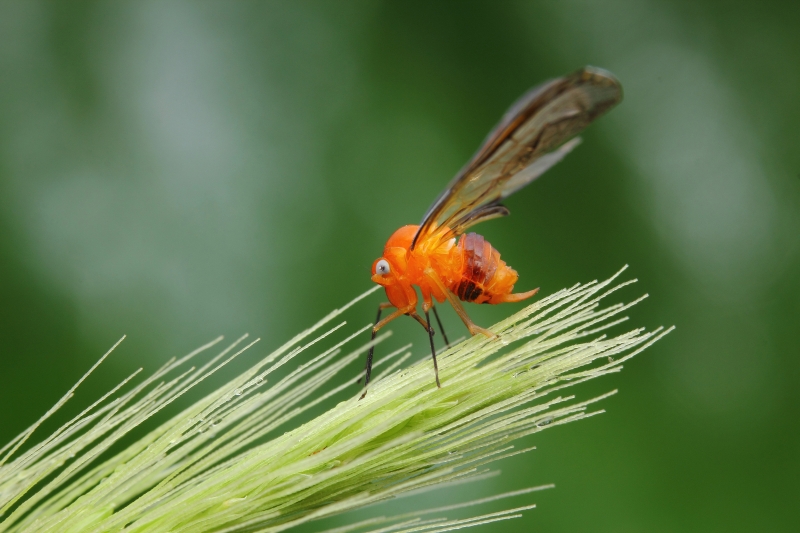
[{"xmin": 375, "ymin": 259, "xmax": 391, "ymax": 275}]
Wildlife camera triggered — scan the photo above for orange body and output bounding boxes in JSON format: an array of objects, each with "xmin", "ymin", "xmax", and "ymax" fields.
[
  {"xmin": 361, "ymin": 67, "xmax": 622, "ymax": 395},
  {"xmin": 371, "ymin": 225, "xmax": 537, "ymax": 313}
]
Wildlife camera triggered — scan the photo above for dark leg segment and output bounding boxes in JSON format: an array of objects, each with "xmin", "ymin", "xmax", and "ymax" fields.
[
  {"xmin": 431, "ymin": 305, "xmax": 450, "ymax": 347},
  {"xmin": 361, "ymin": 303, "xmax": 443, "ymax": 399},
  {"xmin": 360, "ymin": 302, "xmax": 393, "ymax": 399},
  {"xmin": 425, "ymin": 310, "xmax": 442, "ymax": 388},
  {"xmin": 361, "ymin": 306, "xmax": 382, "ymax": 391}
]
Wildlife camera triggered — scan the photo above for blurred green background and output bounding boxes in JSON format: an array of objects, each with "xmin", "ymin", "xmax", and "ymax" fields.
[{"xmin": 1, "ymin": 1, "xmax": 798, "ymax": 531}]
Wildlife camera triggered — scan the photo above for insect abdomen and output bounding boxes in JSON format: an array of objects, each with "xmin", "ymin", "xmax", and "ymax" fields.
[{"xmin": 451, "ymin": 233, "xmax": 520, "ymax": 304}]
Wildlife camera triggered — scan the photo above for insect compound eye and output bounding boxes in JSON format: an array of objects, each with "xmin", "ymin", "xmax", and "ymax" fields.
[{"xmin": 375, "ymin": 259, "xmax": 391, "ymax": 275}]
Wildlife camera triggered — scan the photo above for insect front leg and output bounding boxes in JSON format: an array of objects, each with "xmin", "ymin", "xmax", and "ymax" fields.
[
  {"xmin": 359, "ymin": 302, "xmax": 393, "ymax": 382},
  {"xmin": 360, "ymin": 303, "xmax": 413, "ymax": 400}
]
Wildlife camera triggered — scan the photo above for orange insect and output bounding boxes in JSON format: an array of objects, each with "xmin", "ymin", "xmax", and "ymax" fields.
[{"xmin": 362, "ymin": 66, "xmax": 622, "ymax": 397}]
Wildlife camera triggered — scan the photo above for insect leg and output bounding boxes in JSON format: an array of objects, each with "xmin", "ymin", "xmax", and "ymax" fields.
[
  {"xmin": 408, "ymin": 309, "xmax": 441, "ymax": 388},
  {"xmin": 424, "ymin": 310, "xmax": 442, "ymax": 388},
  {"xmin": 360, "ymin": 303, "xmax": 412, "ymax": 400},
  {"xmin": 373, "ymin": 304, "xmax": 413, "ymax": 332},
  {"xmin": 447, "ymin": 292, "xmax": 494, "ymax": 337},
  {"xmin": 407, "ymin": 310, "xmax": 431, "ymax": 330},
  {"xmin": 424, "ymin": 268, "xmax": 496, "ymax": 338},
  {"xmin": 359, "ymin": 303, "xmax": 390, "ymax": 384},
  {"xmin": 431, "ymin": 305, "xmax": 450, "ymax": 347}
]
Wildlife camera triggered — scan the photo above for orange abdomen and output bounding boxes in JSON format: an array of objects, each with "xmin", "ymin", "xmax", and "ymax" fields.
[{"xmin": 447, "ymin": 233, "xmax": 521, "ymax": 304}]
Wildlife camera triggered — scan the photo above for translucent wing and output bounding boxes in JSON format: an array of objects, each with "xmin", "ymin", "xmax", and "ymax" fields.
[{"xmin": 410, "ymin": 66, "xmax": 622, "ymax": 249}]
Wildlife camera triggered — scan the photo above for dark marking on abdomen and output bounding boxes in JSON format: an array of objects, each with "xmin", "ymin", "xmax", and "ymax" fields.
[
  {"xmin": 456, "ymin": 233, "xmax": 500, "ymax": 302},
  {"xmin": 456, "ymin": 279, "xmax": 483, "ymax": 301}
]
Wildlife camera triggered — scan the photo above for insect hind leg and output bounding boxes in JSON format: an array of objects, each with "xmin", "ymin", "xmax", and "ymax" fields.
[
  {"xmin": 424, "ymin": 268, "xmax": 496, "ymax": 339},
  {"xmin": 449, "ymin": 296, "xmax": 495, "ymax": 338}
]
